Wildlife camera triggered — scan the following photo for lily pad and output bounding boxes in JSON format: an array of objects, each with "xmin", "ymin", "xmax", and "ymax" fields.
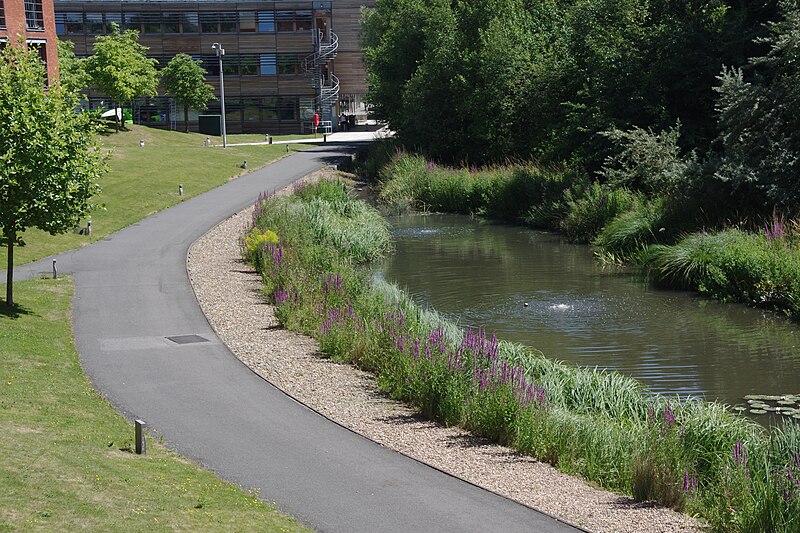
[
  {"xmin": 733, "ymin": 406, "xmax": 747, "ymax": 412},
  {"xmin": 750, "ymin": 409, "xmax": 768, "ymax": 415},
  {"xmin": 744, "ymin": 395, "xmax": 783, "ymax": 401},
  {"xmin": 778, "ymin": 400, "xmax": 797, "ymax": 406}
]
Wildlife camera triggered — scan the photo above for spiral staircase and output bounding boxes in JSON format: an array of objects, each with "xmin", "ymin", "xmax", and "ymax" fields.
[{"xmin": 303, "ymin": 30, "xmax": 339, "ymax": 128}]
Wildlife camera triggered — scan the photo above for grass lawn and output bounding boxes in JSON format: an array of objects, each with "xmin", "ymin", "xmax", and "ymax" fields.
[
  {"xmin": 1, "ymin": 125, "xmax": 313, "ymax": 268},
  {"xmin": 0, "ymin": 277, "xmax": 310, "ymax": 532}
]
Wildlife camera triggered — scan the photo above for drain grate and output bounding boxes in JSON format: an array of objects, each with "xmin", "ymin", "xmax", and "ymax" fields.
[{"xmin": 166, "ymin": 334, "xmax": 210, "ymax": 345}]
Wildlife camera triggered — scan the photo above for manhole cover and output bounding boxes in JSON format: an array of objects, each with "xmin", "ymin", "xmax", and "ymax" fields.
[{"xmin": 166, "ymin": 334, "xmax": 210, "ymax": 345}]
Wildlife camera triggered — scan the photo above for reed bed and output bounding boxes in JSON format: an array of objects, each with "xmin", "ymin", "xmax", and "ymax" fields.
[{"xmin": 246, "ymin": 179, "xmax": 800, "ymax": 532}]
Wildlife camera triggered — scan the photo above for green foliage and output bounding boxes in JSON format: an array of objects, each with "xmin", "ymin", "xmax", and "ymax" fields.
[
  {"xmin": 376, "ymin": 153, "xmax": 577, "ymax": 225},
  {"xmin": 247, "ymin": 180, "xmax": 800, "ymax": 530},
  {"xmin": 362, "ymin": 0, "xmax": 777, "ymax": 168},
  {"xmin": 560, "ymin": 182, "xmax": 641, "ymax": 243},
  {"xmin": 0, "ymin": 278, "xmax": 311, "ymax": 531},
  {"xmin": 161, "ymin": 54, "xmax": 216, "ymax": 133},
  {"xmin": 714, "ymin": 2, "xmax": 800, "ymax": 211},
  {"xmin": 645, "ymin": 227, "xmax": 800, "ymax": 316},
  {"xmin": 56, "ymin": 39, "xmax": 91, "ymax": 96},
  {"xmin": 0, "ymin": 42, "xmax": 106, "ymax": 306},
  {"xmin": 85, "ymin": 23, "xmax": 159, "ymax": 131},
  {"xmin": 601, "ymin": 123, "xmax": 702, "ymax": 198}
]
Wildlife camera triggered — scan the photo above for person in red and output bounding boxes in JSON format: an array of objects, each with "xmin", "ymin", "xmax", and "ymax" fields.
[{"xmin": 313, "ymin": 112, "xmax": 320, "ymax": 137}]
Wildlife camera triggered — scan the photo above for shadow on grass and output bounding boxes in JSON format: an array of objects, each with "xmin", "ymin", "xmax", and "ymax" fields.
[{"xmin": 0, "ymin": 301, "xmax": 36, "ymax": 319}]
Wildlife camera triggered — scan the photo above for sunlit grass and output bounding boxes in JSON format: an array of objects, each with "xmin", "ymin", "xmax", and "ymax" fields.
[
  {"xmin": 0, "ymin": 278, "xmax": 310, "ymax": 531},
  {"xmin": 1, "ymin": 125, "xmax": 313, "ymax": 268}
]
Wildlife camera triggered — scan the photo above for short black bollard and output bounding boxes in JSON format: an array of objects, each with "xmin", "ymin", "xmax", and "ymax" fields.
[
  {"xmin": 323, "ymin": 133, "xmax": 327, "ymax": 143},
  {"xmin": 52, "ymin": 259, "xmax": 57, "ymax": 279},
  {"xmin": 135, "ymin": 419, "xmax": 146, "ymax": 455}
]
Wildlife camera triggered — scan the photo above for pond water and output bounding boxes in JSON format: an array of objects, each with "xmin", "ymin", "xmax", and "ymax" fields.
[{"xmin": 375, "ymin": 214, "xmax": 800, "ymax": 409}]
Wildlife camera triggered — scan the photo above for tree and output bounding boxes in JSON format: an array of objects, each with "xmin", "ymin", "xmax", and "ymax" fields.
[
  {"xmin": 57, "ymin": 39, "xmax": 91, "ymax": 97},
  {"xmin": 0, "ymin": 42, "xmax": 105, "ymax": 307},
  {"xmin": 714, "ymin": 2, "xmax": 800, "ymax": 210},
  {"xmin": 85, "ymin": 23, "xmax": 159, "ymax": 131},
  {"xmin": 161, "ymin": 54, "xmax": 216, "ymax": 133}
]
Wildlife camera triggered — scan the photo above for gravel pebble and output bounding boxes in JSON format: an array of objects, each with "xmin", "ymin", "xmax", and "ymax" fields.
[{"xmin": 187, "ymin": 171, "xmax": 704, "ymax": 533}]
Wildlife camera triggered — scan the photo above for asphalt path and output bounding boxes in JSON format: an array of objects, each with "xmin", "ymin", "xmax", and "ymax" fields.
[{"xmin": 9, "ymin": 143, "xmax": 580, "ymax": 533}]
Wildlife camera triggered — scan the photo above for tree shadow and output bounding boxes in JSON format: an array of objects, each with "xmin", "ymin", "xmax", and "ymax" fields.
[{"xmin": 0, "ymin": 301, "xmax": 36, "ymax": 319}]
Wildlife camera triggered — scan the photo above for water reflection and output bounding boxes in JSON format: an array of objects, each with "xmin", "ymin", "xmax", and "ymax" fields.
[{"xmin": 376, "ymin": 214, "xmax": 800, "ymax": 407}]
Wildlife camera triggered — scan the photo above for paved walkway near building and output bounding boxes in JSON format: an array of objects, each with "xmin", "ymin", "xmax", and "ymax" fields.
[{"xmin": 8, "ymin": 143, "xmax": 579, "ymax": 533}]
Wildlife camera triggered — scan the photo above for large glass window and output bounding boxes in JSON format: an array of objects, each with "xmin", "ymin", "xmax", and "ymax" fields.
[
  {"xmin": 85, "ymin": 12, "xmax": 103, "ymax": 34},
  {"xmin": 141, "ymin": 13, "xmax": 161, "ymax": 34},
  {"xmin": 278, "ymin": 97, "xmax": 298, "ymax": 121},
  {"xmin": 24, "ymin": 0, "xmax": 44, "ymax": 30},
  {"xmin": 162, "ymin": 13, "xmax": 180, "ymax": 33},
  {"xmin": 181, "ymin": 12, "xmax": 198, "ymax": 33},
  {"xmin": 64, "ymin": 12, "xmax": 83, "ymax": 34},
  {"xmin": 239, "ymin": 12, "xmax": 256, "ymax": 32},
  {"xmin": 277, "ymin": 54, "xmax": 302, "ymax": 76},
  {"xmin": 203, "ymin": 55, "xmax": 220, "ymax": 76},
  {"xmin": 200, "ymin": 12, "xmax": 237, "ymax": 33},
  {"xmin": 259, "ymin": 54, "xmax": 276, "ymax": 76},
  {"xmin": 257, "ymin": 12, "xmax": 274, "ymax": 32},
  {"xmin": 219, "ymin": 12, "xmax": 236, "ymax": 33},
  {"xmin": 105, "ymin": 13, "xmax": 121, "ymax": 30},
  {"xmin": 240, "ymin": 55, "xmax": 258, "ymax": 76}
]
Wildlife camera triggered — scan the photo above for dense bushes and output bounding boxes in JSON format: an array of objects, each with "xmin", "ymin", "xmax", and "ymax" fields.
[{"xmin": 246, "ymin": 180, "xmax": 800, "ymax": 532}]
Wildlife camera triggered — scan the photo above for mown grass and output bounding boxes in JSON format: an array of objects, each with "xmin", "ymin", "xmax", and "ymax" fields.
[
  {"xmin": 247, "ymin": 178, "xmax": 800, "ymax": 532},
  {"xmin": 0, "ymin": 125, "xmax": 313, "ymax": 268},
  {"xmin": 0, "ymin": 277, "xmax": 310, "ymax": 532}
]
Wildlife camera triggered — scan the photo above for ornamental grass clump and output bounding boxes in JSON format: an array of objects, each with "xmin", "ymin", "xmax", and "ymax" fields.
[{"xmin": 246, "ymin": 178, "xmax": 800, "ymax": 532}]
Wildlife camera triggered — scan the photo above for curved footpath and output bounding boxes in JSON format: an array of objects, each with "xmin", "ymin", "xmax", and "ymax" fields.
[{"xmin": 10, "ymin": 143, "xmax": 578, "ymax": 533}]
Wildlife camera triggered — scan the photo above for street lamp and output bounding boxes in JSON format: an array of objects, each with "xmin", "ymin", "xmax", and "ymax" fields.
[{"xmin": 211, "ymin": 42, "xmax": 227, "ymax": 148}]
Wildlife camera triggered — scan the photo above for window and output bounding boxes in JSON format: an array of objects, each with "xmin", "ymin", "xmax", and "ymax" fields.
[
  {"xmin": 203, "ymin": 55, "xmax": 220, "ymax": 76},
  {"xmin": 105, "ymin": 13, "xmax": 121, "ymax": 31},
  {"xmin": 257, "ymin": 12, "xmax": 274, "ymax": 32},
  {"xmin": 239, "ymin": 12, "xmax": 256, "ymax": 32},
  {"xmin": 85, "ymin": 12, "xmax": 103, "ymax": 34},
  {"xmin": 240, "ymin": 55, "xmax": 258, "ymax": 76},
  {"xmin": 276, "ymin": 11, "xmax": 312, "ymax": 33},
  {"xmin": 141, "ymin": 13, "xmax": 161, "ymax": 34},
  {"xmin": 259, "ymin": 54, "xmax": 276, "ymax": 76},
  {"xmin": 27, "ymin": 40, "xmax": 48, "ymax": 82},
  {"xmin": 64, "ymin": 12, "xmax": 83, "ymax": 34},
  {"xmin": 278, "ymin": 97, "xmax": 298, "ymax": 121},
  {"xmin": 25, "ymin": 0, "xmax": 44, "ymax": 30},
  {"xmin": 277, "ymin": 54, "xmax": 302, "ymax": 76},
  {"xmin": 162, "ymin": 13, "xmax": 180, "ymax": 34},
  {"xmin": 200, "ymin": 12, "xmax": 237, "ymax": 33},
  {"xmin": 181, "ymin": 13, "xmax": 198, "ymax": 33},
  {"xmin": 0, "ymin": 1, "xmax": 6, "ymax": 29}
]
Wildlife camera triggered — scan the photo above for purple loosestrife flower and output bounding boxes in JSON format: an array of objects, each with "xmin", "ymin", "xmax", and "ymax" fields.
[
  {"xmin": 663, "ymin": 402, "xmax": 677, "ymax": 428},
  {"xmin": 733, "ymin": 441, "xmax": 747, "ymax": 467}
]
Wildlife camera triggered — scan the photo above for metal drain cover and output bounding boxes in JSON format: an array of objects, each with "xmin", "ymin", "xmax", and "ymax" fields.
[{"xmin": 166, "ymin": 334, "xmax": 210, "ymax": 345}]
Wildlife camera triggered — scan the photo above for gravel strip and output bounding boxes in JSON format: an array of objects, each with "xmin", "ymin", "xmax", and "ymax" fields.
[{"xmin": 186, "ymin": 171, "xmax": 703, "ymax": 533}]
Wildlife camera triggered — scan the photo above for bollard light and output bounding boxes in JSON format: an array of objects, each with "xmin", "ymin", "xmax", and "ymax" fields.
[
  {"xmin": 179, "ymin": 184, "xmax": 184, "ymax": 196},
  {"xmin": 135, "ymin": 419, "xmax": 146, "ymax": 455},
  {"xmin": 204, "ymin": 137, "xmax": 211, "ymax": 147},
  {"xmin": 87, "ymin": 220, "xmax": 92, "ymax": 236},
  {"xmin": 52, "ymin": 259, "xmax": 57, "ymax": 279},
  {"xmin": 139, "ymin": 140, "xmax": 145, "ymax": 148},
  {"xmin": 241, "ymin": 160, "xmax": 247, "ymax": 169}
]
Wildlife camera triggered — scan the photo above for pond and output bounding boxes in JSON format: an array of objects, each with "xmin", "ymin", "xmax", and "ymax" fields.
[{"xmin": 375, "ymin": 214, "xmax": 800, "ymax": 410}]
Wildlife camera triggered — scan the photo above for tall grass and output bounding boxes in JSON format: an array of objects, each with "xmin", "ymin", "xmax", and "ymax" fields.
[
  {"xmin": 645, "ymin": 228, "xmax": 800, "ymax": 317},
  {"xmin": 245, "ymin": 179, "xmax": 800, "ymax": 531},
  {"xmin": 375, "ymin": 153, "xmax": 579, "ymax": 226}
]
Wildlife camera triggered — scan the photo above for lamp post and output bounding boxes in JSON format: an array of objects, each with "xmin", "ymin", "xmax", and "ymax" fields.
[{"xmin": 211, "ymin": 42, "xmax": 227, "ymax": 148}]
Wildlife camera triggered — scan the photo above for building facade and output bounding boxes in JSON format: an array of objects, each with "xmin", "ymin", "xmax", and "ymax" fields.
[
  {"xmin": 0, "ymin": 0, "xmax": 60, "ymax": 82},
  {"xmin": 53, "ymin": 0, "xmax": 372, "ymax": 133}
]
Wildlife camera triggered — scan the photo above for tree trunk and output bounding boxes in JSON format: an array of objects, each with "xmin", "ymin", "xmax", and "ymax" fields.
[
  {"xmin": 5, "ymin": 231, "xmax": 14, "ymax": 308},
  {"xmin": 184, "ymin": 103, "xmax": 189, "ymax": 133}
]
